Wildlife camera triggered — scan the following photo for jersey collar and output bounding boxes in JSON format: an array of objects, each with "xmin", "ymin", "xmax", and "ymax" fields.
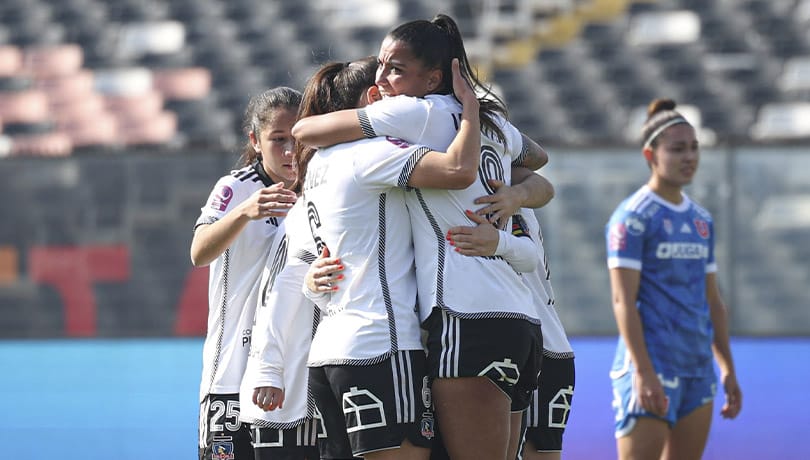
[{"xmin": 252, "ymin": 160, "xmax": 275, "ymax": 187}]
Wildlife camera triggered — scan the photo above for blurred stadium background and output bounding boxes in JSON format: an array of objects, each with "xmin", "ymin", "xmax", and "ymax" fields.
[{"xmin": 1, "ymin": 0, "xmax": 809, "ymax": 458}]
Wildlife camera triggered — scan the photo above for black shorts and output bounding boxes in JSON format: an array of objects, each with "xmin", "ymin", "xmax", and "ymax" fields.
[
  {"xmin": 309, "ymin": 350, "xmax": 435, "ymax": 459},
  {"xmin": 251, "ymin": 420, "xmax": 319, "ymax": 460},
  {"xmin": 522, "ymin": 355, "xmax": 575, "ymax": 453},
  {"xmin": 199, "ymin": 393, "xmax": 255, "ymax": 460},
  {"xmin": 424, "ymin": 308, "xmax": 543, "ymax": 411}
]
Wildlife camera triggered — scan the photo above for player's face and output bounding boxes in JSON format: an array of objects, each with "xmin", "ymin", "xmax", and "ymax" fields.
[
  {"xmin": 651, "ymin": 124, "xmax": 699, "ymax": 187},
  {"xmin": 253, "ymin": 107, "xmax": 297, "ymax": 187},
  {"xmin": 376, "ymin": 37, "xmax": 440, "ymax": 98}
]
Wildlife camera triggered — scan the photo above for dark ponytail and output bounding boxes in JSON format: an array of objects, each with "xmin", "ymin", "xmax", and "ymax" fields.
[
  {"xmin": 641, "ymin": 98, "xmax": 691, "ymax": 149},
  {"xmin": 387, "ymin": 14, "xmax": 508, "ymax": 144},
  {"xmin": 292, "ymin": 57, "xmax": 378, "ymax": 191}
]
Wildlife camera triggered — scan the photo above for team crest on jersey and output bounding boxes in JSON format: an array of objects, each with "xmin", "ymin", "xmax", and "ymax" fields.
[
  {"xmin": 211, "ymin": 441, "xmax": 235, "ymax": 459},
  {"xmin": 694, "ymin": 218, "xmax": 710, "ymax": 239},
  {"xmin": 210, "ymin": 185, "xmax": 234, "ymax": 211},
  {"xmin": 608, "ymin": 222, "xmax": 627, "ymax": 251}
]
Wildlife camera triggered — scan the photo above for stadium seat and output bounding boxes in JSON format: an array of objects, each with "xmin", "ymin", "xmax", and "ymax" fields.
[
  {"xmin": 151, "ymin": 67, "xmax": 211, "ymax": 100},
  {"xmin": 779, "ymin": 56, "xmax": 810, "ymax": 96},
  {"xmin": 626, "ymin": 10, "xmax": 700, "ymax": 46},
  {"xmin": 751, "ymin": 102, "xmax": 810, "ymax": 140}
]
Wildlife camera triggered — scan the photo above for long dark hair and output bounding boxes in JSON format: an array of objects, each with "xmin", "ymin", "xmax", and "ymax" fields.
[
  {"xmin": 386, "ymin": 13, "xmax": 508, "ymax": 143},
  {"xmin": 237, "ymin": 86, "xmax": 302, "ymax": 167},
  {"xmin": 292, "ymin": 57, "xmax": 378, "ymax": 191}
]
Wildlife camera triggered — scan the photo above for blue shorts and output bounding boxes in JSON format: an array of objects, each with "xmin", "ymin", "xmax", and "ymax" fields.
[{"xmin": 611, "ymin": 370, "xmax": 717, "ymax": 438}]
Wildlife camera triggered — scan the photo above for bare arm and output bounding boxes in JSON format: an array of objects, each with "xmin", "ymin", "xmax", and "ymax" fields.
[
  {"xmin": 292, "ymin": 109, "xmax": 365, "ymax": 148},
  {"xmin": 190, "ymin": 183, "xmax": 296, "ymax": 266},
  {"xmin": 706, "ymin": 272, "xmax": 742, "ymax": 419},
  {"xmin": 408, "ymin": 58, "xmax": 480, "ymax": 190},
  {"xmin": 609, "ymin": 267, "xmax": 669, "ymax": 417}
]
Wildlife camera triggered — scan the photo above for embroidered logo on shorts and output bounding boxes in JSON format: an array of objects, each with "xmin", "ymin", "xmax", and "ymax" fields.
[
  {"xmin": 420, "ymin": 411, "xmax": 435, "ymax": 440},
  {"xmin": 421, "ymin": 376, "xmax": 432, "ymax": 408},
  {"xmin": 211, "ymin": 440, "xmax": 235, "ymax": 460}
]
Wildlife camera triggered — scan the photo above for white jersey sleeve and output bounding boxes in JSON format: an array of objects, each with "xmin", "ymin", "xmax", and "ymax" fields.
[
  {"xmin": 195, "ymin": 173, "xmax": 250, "ymax": 228},
  {"xmin": 359, "ymin": 94, "xmax": 461, "ymax": 150},
  {"xmin": 518, "ymin": 208, "xmax": 573, "ymax": 356},
  {"xmin": 497, "ymin": 117, "xmax": 525, "ymax": 164},
  {"xmin": 358, "ymin": 95, "xmax": 432, "ymax": 140},
  {"xmin": 493, "ymin": 213, "xmax": 540, "ymax": 273},
  {"xmin": 240, "ymin": 200, "xmax": 320, "ymax": 427}
]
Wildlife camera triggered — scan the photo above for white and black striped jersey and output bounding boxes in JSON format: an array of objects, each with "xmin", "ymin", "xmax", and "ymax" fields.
[
  {"xmin": 195, "ymin": 161, "xmax": 283, "ymax": 402},
  {"xmin": 518, "ymin": 209, "xmax": 574, "ymax": 358},
  {"xmin": 360, "ymin": 94, "xmax": 539, "ymax": 323},
  {"xmin": 240, "ymin": 199, "xmax": 321, "ymax": 428},
  {"xmin": 302, "ymin": 137, "xmax": 429, "ymax": 366}
]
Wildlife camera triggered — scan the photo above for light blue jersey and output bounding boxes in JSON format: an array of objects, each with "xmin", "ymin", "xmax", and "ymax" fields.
[{"xmin": 606, "ymin": 185, "xmax": 716, "ymax": 378}]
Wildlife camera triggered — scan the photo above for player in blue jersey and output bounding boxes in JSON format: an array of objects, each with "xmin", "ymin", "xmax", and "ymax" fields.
[{"xmin": 605, "ymin": 98, "xmax": 742, "ymax": 460}]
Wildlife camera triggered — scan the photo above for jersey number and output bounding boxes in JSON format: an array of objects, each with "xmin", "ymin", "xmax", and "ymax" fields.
[{"xmin": 306, "ymin": 201, "xmax": 327, "ymax": 256}]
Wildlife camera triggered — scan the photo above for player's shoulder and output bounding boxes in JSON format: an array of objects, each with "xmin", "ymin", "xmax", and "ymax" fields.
[
  {"xmin": 615, "ymin": 187, "xmax": 657, "ymax": 217},
  {"xmin": 686, "ymin": 196, "xmax": 713, "ymax": 221},
  {"xmin": 228, "ymin": 164, "xmax": 262, "ymax": 183},
  {"xmin": 372, "ymin": 94, "xmax": 432, "ymax": 112}
]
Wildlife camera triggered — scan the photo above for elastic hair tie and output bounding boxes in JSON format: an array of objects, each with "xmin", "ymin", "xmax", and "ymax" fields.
[{"xmin": 642, "ymin": 116, "xmax": 689, "ymax": 149}]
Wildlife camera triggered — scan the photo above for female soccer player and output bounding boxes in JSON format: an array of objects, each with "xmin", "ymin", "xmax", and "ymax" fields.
[
  {"xmin": 297, "ymin": 55, "xmax": 487, "ymax": 460},
  {"xmin": 605, "ymin": 98, "xmax": 742, "ymax": 460},
  {"xmin": 191, "ymin": 87, "xmax": 300, "ymax": 460},
  {"xmin": 238, "ymin": 196, "xmax": 321, "ymax": 460},
  {"xmin": 295, "ymin": 15, "xmax": 548, "ymax": 460},
  {"xmin": 446, "ymin": 207, "xmax": 576, "ymax": 460}
]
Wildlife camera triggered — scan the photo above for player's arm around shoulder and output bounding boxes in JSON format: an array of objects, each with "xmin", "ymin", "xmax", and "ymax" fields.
[{"xmin": 408, "ymin": 59, "xmax": 480, "ymax": 190}]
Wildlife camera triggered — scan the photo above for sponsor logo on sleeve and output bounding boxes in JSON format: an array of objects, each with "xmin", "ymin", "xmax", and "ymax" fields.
[
  {"xmin": 210, "ymin": 185, "xmax": 234, "ymax": 211},
  {"xmin": 385, "ymin": 136, "xmax": 411, "ymax": 148},
  {"xmin": 609, "ymin": 222, "xmax": 627, "ymax": 251},
  {"xmin": 624, "ymin": 216, "xmax": 645, "ymax": 236}
]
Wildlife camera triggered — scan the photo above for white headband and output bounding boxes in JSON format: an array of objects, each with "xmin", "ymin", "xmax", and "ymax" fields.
[{"xmin": 642, "ymin": 116, "xmax": 690, "ymax": 150}]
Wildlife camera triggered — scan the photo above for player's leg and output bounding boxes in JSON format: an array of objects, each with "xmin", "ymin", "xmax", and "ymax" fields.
[
  {"xmin": 661, "ymin": 375, "xmax": 716, "ymax": 460},
  {"xmin": 612, "ymin": 370, "xmax": 671, "ymax": 460},
  {"xmin": 616, "ymin": 417, "xmax": 669, "ymax": 460},
  {"xmin": 433, "ymin": 376, "xmax": 512, "ymax": 459},
  {"xmin": 199, "ymin": 393, "xmax": 255, "ymax": 460},
  {"xmin": 661, "ymin": 403, "xmax": 712, "ymax": 460},
  {"xmin": 425, "ymin": 309, "xmax": 541, "ymax": 460}
]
